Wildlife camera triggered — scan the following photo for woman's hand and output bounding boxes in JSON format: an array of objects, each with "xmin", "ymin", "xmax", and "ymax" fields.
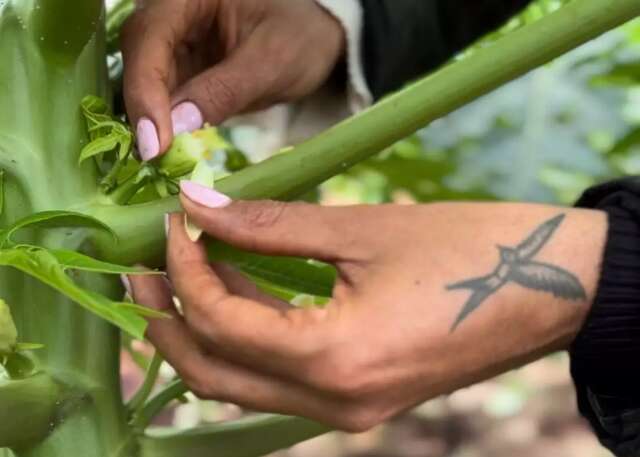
[
  {"xmin": 121, "ymin": 0, "xmax": 345, "ymax": 160},
  {"xmin": 127, "ymin": 186, "xmax": 607, "ymax": 432}
]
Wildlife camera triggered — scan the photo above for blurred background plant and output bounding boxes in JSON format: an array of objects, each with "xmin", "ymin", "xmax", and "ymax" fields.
[{"xmin": 113, "ymin": 0, "xmax": 640, "ymax": 455}]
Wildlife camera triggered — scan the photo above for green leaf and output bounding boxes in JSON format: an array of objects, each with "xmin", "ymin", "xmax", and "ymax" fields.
[
  {"xmin": 0, "ymin": 247, "xmax": 147, "ymax": 339},
  {"xmin": 140, "ymin": 415, "xmax": 329, "ymax": 457},
  {"xmin": 14, "ymin": 343, "xmax": 44, "ymax": 351},
  {"xmin": 0, "ymin": 169, "xmax": 4, "ymax": 218},
  {"xmin": 79, "ymin": 134, "xmax": 120, "ymax": 163},
  {"xmin": 116, "ymin": 302, "xmax": 170, "ymax": 320},
  {"xmin": 79, "ymin": 95, "xmax": 134, "ymax": 166},
  {"xmin": 49, "ymin": 250, "xmax": 161, "ymax": 275},
  {"xmin": 591, "ymin": 61, "xmax": 640, "ymax": 86},
  {"xmin": 0, "ymin": 299, "xmax": 18, "ymax": 357},
  {"xmin": 209, "ymin": 243, "xmax": 336, "ymax": 298},
  {"xmin": 0, "ymin": 210, "xmax": 116, "ymax": 248},
  {"xmin": 609, "ymin": 127, "xmax": 640, "ymax": 156},
  {"xmin": 81, "ymin": 95, "xmax": 110, "ymax": 118}
]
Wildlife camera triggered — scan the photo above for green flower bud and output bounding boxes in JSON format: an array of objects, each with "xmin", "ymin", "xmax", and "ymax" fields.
[
  {"xmin": 157, "ymin": 126, "xmax": 231, "ymax": 178},
  {"xmin": 0, "ymin": 299, "xmax": 18, "ymax": 357}
]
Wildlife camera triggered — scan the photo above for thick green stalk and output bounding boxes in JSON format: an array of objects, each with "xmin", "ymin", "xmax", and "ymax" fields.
[
  {"xmin": 0, "ymin": 1, "xmax": 131, "ymax": 456},
  {"xmin": 89, "ymin": 0, "xmax": 640, "ymax": 266}
]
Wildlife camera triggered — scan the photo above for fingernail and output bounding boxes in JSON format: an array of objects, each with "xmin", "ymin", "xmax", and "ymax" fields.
[
  {"xmin": 120, "ymin": 275, "xmax": 133, "ymax": 296},
  {"xmin": 180, "ymin": 181, "xmax": 232, "ymax": 208},
  {"xmin": 164, "ymin": 213, "xmax": 170, "ymax": 237},
  {"xmin": 136, "ymin": 118, "xmax": 160, "ymax": 161},
  {"xmin": 171, "ymin": 102, "xmax": 203, "ymax": 135}
]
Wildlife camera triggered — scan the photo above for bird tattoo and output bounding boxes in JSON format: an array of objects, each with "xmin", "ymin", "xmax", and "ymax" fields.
[{"xmin": 447, "ymin": 214, "xmax": 586, "ymax": 332}]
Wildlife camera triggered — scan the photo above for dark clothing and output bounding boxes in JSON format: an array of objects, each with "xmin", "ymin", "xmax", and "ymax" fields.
[
  {"xmin": 360, "ymin": 0, "xmax": 532, "ymax": 99},
  {"xmin": 573, "ymin": 180, "xmax": 640, "ymax": 457},
  {"xmin": 358, "ymin": 2, "xmax": 640, "ymax": 456}
]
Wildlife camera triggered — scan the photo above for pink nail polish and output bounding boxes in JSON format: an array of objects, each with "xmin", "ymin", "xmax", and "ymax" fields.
[
  {"xmin": 120, "ymin": 275, "xmax": 133, "ymax": 296},
  {"xmin": 171, "ymin": 102, "xmax": 203, "ymax": 135},
  {"xmin": 137, "ymin": 118, "xmax": 160, "ymax": 161},
  {"xmin": 180, "ymin": 181, "xmax": 232, "ymax": 208}
]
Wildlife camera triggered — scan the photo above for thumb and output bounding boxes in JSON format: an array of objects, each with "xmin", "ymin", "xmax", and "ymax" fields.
[{"xmin": 179, "ymin": 181, "xmax": 367, "ymax": 262}]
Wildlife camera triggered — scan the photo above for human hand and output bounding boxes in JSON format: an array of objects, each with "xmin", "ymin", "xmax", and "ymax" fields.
[
  {"xmin": 127, "ymin": 186, "xmax": 606, "ymax": 432},
  {"xmin": 121, "ymin": 0, "xmax": 345, "ymax": 160}
]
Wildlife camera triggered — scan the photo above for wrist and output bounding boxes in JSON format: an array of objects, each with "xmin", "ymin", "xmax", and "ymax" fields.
[{"xmin": 432, "ymin": 204, "xmax": 606, "ymax": 385}]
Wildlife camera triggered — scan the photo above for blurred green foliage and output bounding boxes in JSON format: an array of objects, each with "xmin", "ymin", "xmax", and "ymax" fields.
[{"xmin": 325, "ymin": 15, "xmax": 640, "ymax": 207}]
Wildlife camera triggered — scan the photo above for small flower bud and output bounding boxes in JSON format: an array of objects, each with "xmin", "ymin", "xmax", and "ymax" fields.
[{"xmin": 157, "ymin": 126, "xmax": 232, "ymax": 178}]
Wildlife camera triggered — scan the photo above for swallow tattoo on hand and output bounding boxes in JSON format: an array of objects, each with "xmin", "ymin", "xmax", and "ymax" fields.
[{"xmin": 447, "ymin": 214, "xmax": 586, "ymax": 331}]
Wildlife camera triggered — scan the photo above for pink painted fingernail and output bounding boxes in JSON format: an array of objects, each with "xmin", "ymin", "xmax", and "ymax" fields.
[
  {"xmin": 180, "ymin": 181, "xmax": 232, "ymax": 208},
  {"xmin": 171, "ymin": 102, "xmax": 203, "ymax": 135},
  {"xmin": 120, "ymin": 275, "xmax": 133, "ymax": 296},
  {"xmin": 136, "ymin": 118, "xmax": 160, "ymax": 161}
]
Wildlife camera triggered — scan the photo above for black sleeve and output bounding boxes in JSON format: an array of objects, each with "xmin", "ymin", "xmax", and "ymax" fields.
[
  {"xmin": 360, "ymin": 0, "xmax": 533, "ymax": 99},
  {"xmin": 571, "ymin": 177, "xmax": 640, "ymax": 457}
]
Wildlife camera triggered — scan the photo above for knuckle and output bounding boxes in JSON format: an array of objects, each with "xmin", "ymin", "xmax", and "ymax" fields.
[
  {"xmin": 201, "ymin": 74, "xmax": 239, "ymax": 118},
  {"xmin": 180, "ymin": 367, "xmax": 214, "ymax": 399},
  {"xmin": 307, "ymin": 351, "xmax": 374, "ymax": 399},
  {"xmin": 338, "ymin": 406, "xmax": 382, "ymax": 433},
  {"xmin": 239, "ymin": 200, "xmax": 288, "ymax": 230}
]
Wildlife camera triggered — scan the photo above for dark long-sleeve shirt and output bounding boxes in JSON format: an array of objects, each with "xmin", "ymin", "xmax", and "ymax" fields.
[{"xmin": 357, "ymin": 2, "xmax": 640, "ymax": 456}]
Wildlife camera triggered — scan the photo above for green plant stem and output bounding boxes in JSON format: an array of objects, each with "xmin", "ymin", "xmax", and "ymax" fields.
[
  {"xmin": 0, "ymin": 374, "xmax": 60, "ymax": 449},
  {"xmin": 126, "ymin": 352, "xmax": 163, "ymax": 414},
  {"xmin": 139, "ymin": 415, "xmax": 330, "ymax": 457},
  {"xmin": 132, "ymin": 379, "xmax": 188, "ymax": 430},
  {"xmin": 0, "ymin": 1, "xmax": 132, "ymax": 456},
  {"xmin": 31, "ymin": 0, "xmax": 105, "ymax": 63},
  {"xmin": 108, "ymin": 174, "xmax": 150, "ymax": 206},
  {"xmin": 88, "ymin": 0, "xmax": 640, "ymax": 266}
]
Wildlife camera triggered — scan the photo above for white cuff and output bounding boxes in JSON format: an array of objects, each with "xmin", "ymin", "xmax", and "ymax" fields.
[{"xmin": 314, "ymin": 0, "xmax": 373, "ymax": 112}]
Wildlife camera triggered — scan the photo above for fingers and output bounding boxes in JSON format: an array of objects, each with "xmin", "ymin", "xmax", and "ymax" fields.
[
  {"xmin": 121, "ymin": 1, "xmax": 208, "ymax": 159},
  {"xmin": 165, "ymin": 213, "xmax": 332, "ymax": 375},
  {"xmin": 179, "ymin": 183, "xmax": 370, "ymax": 262},
  {"xmin": 126, "ymin": 273, "xmax": 358, "ymax": 427}
]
